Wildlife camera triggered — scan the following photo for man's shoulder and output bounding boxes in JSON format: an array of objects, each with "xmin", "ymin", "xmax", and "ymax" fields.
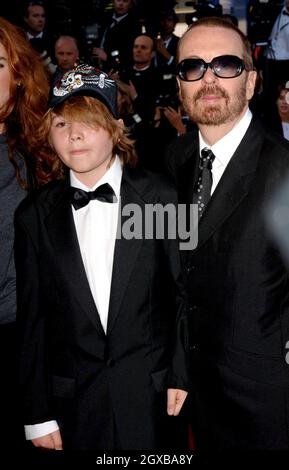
[
  {"xmin": 15, "ymin": 179, "xmax": 66, "ymax": 220},
  {"xmin": 259, "ymin": 121, "xmax": 289, "ymax": 165},
  {"xmin": 165, "ymin": 130, "xmax": 199, "ymax": 175}
]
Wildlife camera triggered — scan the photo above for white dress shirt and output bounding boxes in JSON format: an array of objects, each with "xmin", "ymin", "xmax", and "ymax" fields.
[
  {"xmin": 25, "ymin": 156, "xmax": 122, "ymax": 441},
  {"xmin": 199, "ymin": 108, "xmax": 253, "ymax": 195},
  {"xmin": 71, "ymin": 156, "xmax": 122, "ymax": 332},
  {"xmin": 26, "ymin": 31, "xmax": 43, "ymax": 40}
]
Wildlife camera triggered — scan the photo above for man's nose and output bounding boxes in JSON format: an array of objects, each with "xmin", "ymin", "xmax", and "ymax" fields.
[{"xmin": 202, "ymin": 66, "xmax": 217, "ymax": 83}]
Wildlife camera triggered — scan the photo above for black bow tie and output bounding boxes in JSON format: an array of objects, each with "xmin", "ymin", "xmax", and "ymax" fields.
[
  {"xmin": 283, "ymin": 10, "xmax": 289, "ymax": 16},
  {"xmin": 69, "ymin": 183, "xmax": 116, "ymax": 210}
]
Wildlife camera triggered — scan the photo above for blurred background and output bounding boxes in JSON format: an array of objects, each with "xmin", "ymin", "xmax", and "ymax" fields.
[{"xmin": 0, "ymin": 1, "xmax": 285, "ymax": 47}]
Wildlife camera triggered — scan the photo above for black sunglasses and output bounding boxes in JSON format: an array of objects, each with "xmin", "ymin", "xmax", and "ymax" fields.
[{"xmin": 177, "ymin": 55, "xmax": 249, "ymax": 82}]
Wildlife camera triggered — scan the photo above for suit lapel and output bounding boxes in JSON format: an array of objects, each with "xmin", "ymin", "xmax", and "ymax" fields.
[
  {"xmin": 196, "ymin": 119, "xmax": 265, "ymax": 250},
  {"xmin": 107, "ymin": 167, "xmax": 147, "ymax": 334},
  {"xmin": 45, "ymin": 182, "xmax": 105, "ymax": 336},
  {"xmin": 177, "ymin": 119, "xmax": 265, "ymax": 252}
]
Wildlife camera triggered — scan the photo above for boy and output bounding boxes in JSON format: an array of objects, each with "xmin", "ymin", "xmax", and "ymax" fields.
[{"xmin": 15, "ymin": 65, "xmax": 188, "ymax": 450}]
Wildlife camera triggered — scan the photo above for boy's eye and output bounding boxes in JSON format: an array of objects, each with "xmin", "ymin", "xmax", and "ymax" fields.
[{"xmin": 55, "ymin": 121, "xmax": 66, "ymax": 128}]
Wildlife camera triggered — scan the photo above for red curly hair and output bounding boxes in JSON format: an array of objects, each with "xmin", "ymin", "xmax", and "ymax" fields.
[{"xmin": 0, "ymin": 16, "xmax": 58, "ymax": 186}]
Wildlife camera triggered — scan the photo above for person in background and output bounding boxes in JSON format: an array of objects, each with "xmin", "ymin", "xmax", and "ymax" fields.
[
  {"xmin": 22, "ymin": 1, "xmax": 56, "ymax": 75},
  {"xmin": 276, "ymin": 82, "xmax": 289, "ymax": 139},
  {"xmin": 15, "ymin": 65, "xmax": 188, "ymax": 451},
  {"xmin": 263, "ymin": 0, "xmax": 289, "ymax": 115},
  {"xmin": 113, "ymin": 34, "xmax": 161, "ymax": 171},
  {"xmin": 255, "ymin": 80, "xmax": 289, "ymax": 138},
  {"xmin": 115, "ymin": 78, "xmax": 142, "ymax": 137},
  {"xmin": 154, "ymin": 8, "xmax": 179, "ymax": 74},
  {"xmin": 54, "ymin": 35, "xmax": 80, "ymax": 73},
  {"xmin": 0, "ymin": 15, "xmax": 51, "ymax": 452},
  {"xmin": 92, "ymin": 0, "xmax": 141, "ymax": 72},
  {"xmin": 167, "ymin": 15, "xmax": 289, "ymax": 450}
]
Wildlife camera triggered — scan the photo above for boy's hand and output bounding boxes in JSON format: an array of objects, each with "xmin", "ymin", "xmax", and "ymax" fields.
[{"xmin": 32, "ymin": 430, "xmax": 63, "ymax": 450}]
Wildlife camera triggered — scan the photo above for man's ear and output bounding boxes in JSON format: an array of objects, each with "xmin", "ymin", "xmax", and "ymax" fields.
[
  {"xmin": 176, "ymin": 77, "xmax": 183, "ymax": 102},
  {"xmin": 246, "ymin": 70, "xmax": 257, "ymax": 101}
]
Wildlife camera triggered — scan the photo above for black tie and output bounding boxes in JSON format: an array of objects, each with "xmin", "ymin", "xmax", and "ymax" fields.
[
  {"xmin": 193, "ymin": 148, "xmax": 215, "ymax": 218},
  {"xmin": 283, "ymin": 10, "xmax": 289, "ymax": 16},
  {"xmin": 69, "ymin": 183, "xmax": 116, "ymax": 210}
]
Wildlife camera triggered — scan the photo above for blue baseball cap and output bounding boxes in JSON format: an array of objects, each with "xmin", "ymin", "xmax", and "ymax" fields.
[{"xmin": 49, "ymin": 64, "xmax": 118, "ymax": 118}]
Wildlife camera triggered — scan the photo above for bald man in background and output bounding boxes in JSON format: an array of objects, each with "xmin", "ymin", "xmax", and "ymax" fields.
[{"xmin": 54, "ymin": 35, "xmax": 80, "ymax": 73}]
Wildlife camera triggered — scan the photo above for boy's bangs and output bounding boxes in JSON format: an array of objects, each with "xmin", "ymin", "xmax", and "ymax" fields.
[{"xmin": 55, "ymin": 96, "xmax": 112, "ymax": 128}]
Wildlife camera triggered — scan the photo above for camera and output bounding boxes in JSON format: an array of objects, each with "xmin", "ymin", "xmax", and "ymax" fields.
[
  {"xmin": 185, "ymin": 1, "xmax": 223, "ymax": 25},
  {"xmin": 155, "ymin": 93, "xmax": 179, "ymax": 110},
  {"xmin": 247, "ymin": 0, "xmax": 283, "ymax": 45},
  {"xmin": 110, "ymin": 50, "xmax": 121, "ymax": 71},
  {"xmin": 109, "ymin": 50, "xmax": 130, "ymax": 82}
]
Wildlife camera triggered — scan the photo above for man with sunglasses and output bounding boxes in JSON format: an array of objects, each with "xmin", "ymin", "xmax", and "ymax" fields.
[{"xmin": 167, "ymin": 16, "xmax": 289, "ymax": 450}]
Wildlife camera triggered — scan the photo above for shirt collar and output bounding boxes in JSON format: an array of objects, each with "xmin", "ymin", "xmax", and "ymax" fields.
[
  {"xmin": 70, "ymin": 155, "xmax": 123, "ymax": 198},
  {"xmin": 27, "ymin": 31, "xmax": 43, "ymax": 40},
  {"xmin": 199, "ymin": 108, "xmax": 252, "ymax": 168},
  {"xmin": 112, "ymin": 13, "xmax": 128, "ymax": 23},
  {"xmin": 133, "ymin": 64, "xmax": 151, "ymax": 72}
]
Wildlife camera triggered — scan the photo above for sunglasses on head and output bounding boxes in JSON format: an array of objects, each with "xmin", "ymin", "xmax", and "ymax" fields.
[{"xmin": 177, "ymin": 55, "xmax": 250, "ymax": 82}]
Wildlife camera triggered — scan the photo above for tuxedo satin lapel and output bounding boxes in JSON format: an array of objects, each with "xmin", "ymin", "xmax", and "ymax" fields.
[
  {"xmin": 196, "ymin": 121, "xmax": 264, "ymax": 250},
  {"xmin": 107, "ymin": 171, "xmax": 144, "ymax": 334},
  {"xmin": 45, "ymin": 186, "xmax": 105, "ymax": 336}
]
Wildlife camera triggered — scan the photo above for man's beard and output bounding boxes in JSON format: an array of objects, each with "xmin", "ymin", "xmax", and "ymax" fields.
[{"xmin": 182, "ymin": 81, "xmax": 248, "ymax": 126}]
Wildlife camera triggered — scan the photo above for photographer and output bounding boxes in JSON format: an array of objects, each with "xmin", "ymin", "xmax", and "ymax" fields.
[
  {"xmin": 154, "ymin": 9, "xmax": 179, "ymax": 73},
  {"xmin": 92, "ymin": 0, "xmax": 141, "ymax": 72},
  {"xmin": 109, "ymin": 35, "xmax": 163, "ymax": 171},
  {"xmin": 154, "ymin": 105, "xmax": 187, "ymax": 136},
  {"xmin": 263, "ymin": 1, "xmax": 289, "ymax": 111},
  {"xmin": 117, "ymin": 35, "xmax": 159, "ymax": 127},
  {"xmin": 22, "ymin": 1, "xmax": 56, "ymax": 75},
  {"xmin": 153, "ymin": 96, "xmax": 196, "ymax": 173}
]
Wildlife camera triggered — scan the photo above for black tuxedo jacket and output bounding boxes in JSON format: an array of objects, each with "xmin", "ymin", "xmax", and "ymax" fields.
[
  {"xmin": 99, "ymin": 12, "xmax": 141, "ymax": 70},
  {"xmin": 15, "ymin": 166, "xmax": 188, "ymax": 450},
  {"xmin": 167, "ymin": 117, "xmax": 289, "ymax": 449},
  {"xmin": 155, "ymin": 34, "xmax": 179, "ymax": 72}
]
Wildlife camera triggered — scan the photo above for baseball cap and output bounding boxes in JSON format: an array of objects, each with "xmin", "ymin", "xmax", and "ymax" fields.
[{"xmin": 48, "ymin": 64, "xmax": 118, "ymax": 118}]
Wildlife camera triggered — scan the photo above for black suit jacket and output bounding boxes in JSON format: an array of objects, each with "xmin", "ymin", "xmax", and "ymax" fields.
[
  {"xmin": 15, "ymin": 166, "xmax": 188, "ymax": 450},
  {"xmin": 155, "ymin": 34, "xmax": 179, "ymax": 72},
  {"xmin": 99, "ymin": 12, "xmax": 141, "ymax": 71},
  {"xmin": 167, "ymin": 117, "xmax": 289, "ymax": 449}
]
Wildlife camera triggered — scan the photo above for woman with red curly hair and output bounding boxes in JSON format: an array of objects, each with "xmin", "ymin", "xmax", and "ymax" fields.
[{"xmin": 0, "ymin": 16, "xmax": 53, "ymax": 451}]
